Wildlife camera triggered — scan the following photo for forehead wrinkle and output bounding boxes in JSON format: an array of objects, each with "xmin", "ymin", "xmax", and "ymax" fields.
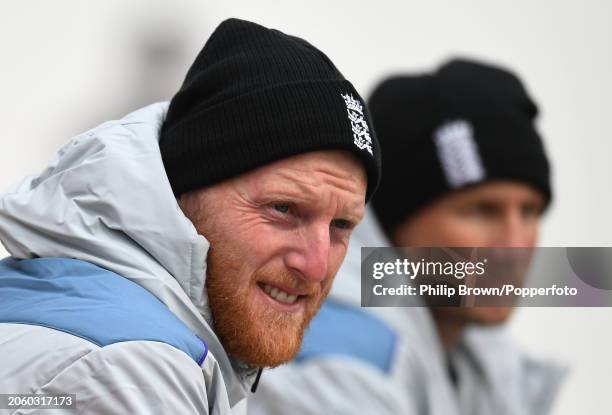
[
  {"xmin": 257, "ymin": 167, "xmax": 364, "ymax": 218},
  {"xmin": 274, "ymin": 164, "xmax": 364, "ymax": 195}
]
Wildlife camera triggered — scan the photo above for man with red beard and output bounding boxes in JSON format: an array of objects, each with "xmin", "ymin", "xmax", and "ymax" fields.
[
  {"xmin": 0, "ymin": 19, "xmax": 380, "ymax": 414},
  {"xmin": 178, "ymin": 150, "xmax": 370, "ymax": 369}
]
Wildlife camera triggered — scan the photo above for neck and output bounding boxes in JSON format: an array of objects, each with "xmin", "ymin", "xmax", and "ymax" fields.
[{"xmin": 430, "ymin": 309, "xmax": 467, "ymax": 352}]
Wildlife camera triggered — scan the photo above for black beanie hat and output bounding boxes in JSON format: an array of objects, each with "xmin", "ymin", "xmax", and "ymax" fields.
[
  {"xmin": 369, "ymin": 59, "xmax": 552, "ymax": 235},
  {"xmin": 160, "ymin": 18, "xmax": 380, "ymax": 201}
]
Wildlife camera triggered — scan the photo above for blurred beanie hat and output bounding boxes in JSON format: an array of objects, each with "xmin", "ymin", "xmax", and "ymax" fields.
[
  {"xmin": 160, "ymin": 18, "xmax": 380, "ymax": 201},
  {"xmin": 369, "ymin": 58, "xmax": 552, "ymax": 235}
]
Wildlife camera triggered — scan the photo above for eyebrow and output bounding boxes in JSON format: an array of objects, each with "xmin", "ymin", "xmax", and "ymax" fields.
[{"xmin": 255, "ymin": 184, "xmax": 365, "ymax": 224}]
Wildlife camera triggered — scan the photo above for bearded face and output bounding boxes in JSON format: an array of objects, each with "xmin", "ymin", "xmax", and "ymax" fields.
[
  {"xmin": 206, "ymin": 240, "xmax": 333, "ymax": 367},
  {"xmin": 178, "ymin": 150, "xmax": 366, "ymax": 367}
]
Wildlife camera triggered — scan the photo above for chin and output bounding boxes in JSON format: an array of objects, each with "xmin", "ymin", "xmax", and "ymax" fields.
[
  {"xmin": 214, "ymin": 293, "xmax": 314, "ymax": 368},
  {"xmin": 465, "ymin": 307, "xmax": 514, "ymax": 325},
  {"xmin": 229, "ymin": 314, "xmax": 307, "ymax": 368}
]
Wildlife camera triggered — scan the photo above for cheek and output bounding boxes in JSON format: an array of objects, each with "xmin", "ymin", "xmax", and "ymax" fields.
[
  {"xmin": 399, "ymin": 215, "xmax": 488, "ymax": 247},
  {"xmin": 323, "ymin": 245, "xmax": 350, "ymax": 285},
  {"xmin": 522, "ymin": 224, "xmax": 539, "ymax": 245},
  {"xmin": 438, "ymin": 220, "xmax": 490, "ymax": 247},
  {"xmin": 238, "ymin": 223, "xmax": 292, "ymax": 271},
  {"xmin": 465, "ymin": 307, "xmax": 514, "ymax": 325},
  {"xmin": 333, "ymin": 243, "xmax": 349, "ymax": 271},
  {"xmin": 206, "ymin": 220, "xmax": 274, "ymax": 284}
]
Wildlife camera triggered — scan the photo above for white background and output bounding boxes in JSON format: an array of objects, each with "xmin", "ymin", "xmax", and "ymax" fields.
[{"xmin": 1, "ymin": 1, "xmax": 611, "ymax": 413}]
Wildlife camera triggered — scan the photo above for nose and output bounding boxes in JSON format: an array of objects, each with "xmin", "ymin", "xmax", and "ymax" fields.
[
  {"xmin": 284, "ymin": 223, "xmax": 330, "ymax": 283},
  {"xmin": 497, "ymin": 209, "xmax": 536, "ymax": 247}
]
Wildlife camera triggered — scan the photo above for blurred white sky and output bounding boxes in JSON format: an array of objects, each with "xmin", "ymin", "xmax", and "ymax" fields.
[{"xmin": 1, "ymin": 1, "xmax": 611, "ymax": 413}]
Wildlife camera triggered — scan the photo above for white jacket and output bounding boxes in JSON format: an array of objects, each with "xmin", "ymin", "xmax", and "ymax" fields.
[
  {"xmin": 250, "ymin": 208, "xmax": 566, "ymax": 415},
  {"xmin": 0, "ymin": 103, "xmax": 255, "ymax": 414}
]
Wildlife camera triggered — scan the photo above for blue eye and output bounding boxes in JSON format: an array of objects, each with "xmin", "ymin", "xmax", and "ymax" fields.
[{"xmin": 274, "ymin": 204, "xmax": 290, "ymax": 214}]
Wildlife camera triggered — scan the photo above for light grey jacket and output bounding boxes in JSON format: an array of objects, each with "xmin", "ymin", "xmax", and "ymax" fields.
[
  {"xmin": 0, "ymin": 103, "xmax": 254, "ymax": 414},
  {"xmin": 250, "ymin": 208, "xmax": 567, "ymax": 415}
]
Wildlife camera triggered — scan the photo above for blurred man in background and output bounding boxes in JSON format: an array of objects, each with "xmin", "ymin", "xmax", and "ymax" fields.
[{"xmin": 250, "ymin": 59, "xmax": 565, "ymax": 415}]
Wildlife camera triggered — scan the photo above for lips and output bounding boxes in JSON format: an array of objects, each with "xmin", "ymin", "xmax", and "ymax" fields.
[{"xmin": 260, "ymin": 283, "xmax": 299, "ymax": 304}]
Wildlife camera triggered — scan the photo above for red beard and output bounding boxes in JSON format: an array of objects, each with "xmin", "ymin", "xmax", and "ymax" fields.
[{"xmin": 206, "ymin": 244, "xmax": 330, "ymax": 367}]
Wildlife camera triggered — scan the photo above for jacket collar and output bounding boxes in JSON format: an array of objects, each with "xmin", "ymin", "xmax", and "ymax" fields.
[{"xmin": 0, "ymin": 102, "xmax": 254, "ymax": 405}]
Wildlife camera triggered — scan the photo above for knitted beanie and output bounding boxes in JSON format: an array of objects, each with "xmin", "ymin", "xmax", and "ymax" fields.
[
  {"xmin": 369, "ymin": 59, "xmax": 551, "ymax": 235},
  {"xmin": 160, "ymin": 18, "xmax": 380, "ymax": 201}
]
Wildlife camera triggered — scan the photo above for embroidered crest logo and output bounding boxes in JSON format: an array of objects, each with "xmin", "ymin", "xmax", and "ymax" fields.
[
  {"xmin": 341, "ymin": 93, "xmax": 373, "ymax": 155},
  {"xmin": 433, "ymin": 119, "xmax": 485, "ymax": 188}
]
